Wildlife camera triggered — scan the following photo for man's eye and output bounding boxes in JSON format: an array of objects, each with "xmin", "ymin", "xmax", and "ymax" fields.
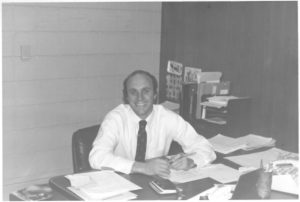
[
  {"xmin": 128, "ymin": 90, "xmax": 137, "ymax": 96},
  {"xmin": 143, "ymin": 89, "xmax": 151, "ymax": 94}
]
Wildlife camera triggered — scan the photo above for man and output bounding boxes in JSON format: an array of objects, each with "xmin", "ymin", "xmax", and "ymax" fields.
[{"xmin": 89, "ymin": 70, "xmax": 216, "ymax": 178}]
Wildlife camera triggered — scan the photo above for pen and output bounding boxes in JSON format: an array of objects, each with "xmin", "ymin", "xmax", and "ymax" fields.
[
  {"xmin": 260, "ymin": 159, "xmax": 264, "ymax": 169},
  {"xmin": 168, "ymin": 152, "xmax": 196, "ymax": 164}
]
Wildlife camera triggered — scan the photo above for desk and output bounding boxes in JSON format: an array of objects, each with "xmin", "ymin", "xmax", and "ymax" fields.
[{"xmin": 49, "ymin": 151, "xmax": 297, "ymax": 200}]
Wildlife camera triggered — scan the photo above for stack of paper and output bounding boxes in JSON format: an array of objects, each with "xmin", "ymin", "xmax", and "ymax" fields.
[
  {"xmin": 207, "ymin": 96, "xmax": 238, "ymax": 107},
  {"xmin": 208, "ymin": 134, "xmax": 276, "ymax": 154},
  {"xmin": 65, "ymin": 171, "xmax": 141, "ymax": 200},
  {"xmin": 235, "ymin": 134, "xmax": 276, "ymax": 151},
  {"xmin": 208, "ymin": 134, "xmax": 247, "ymax": 154}
]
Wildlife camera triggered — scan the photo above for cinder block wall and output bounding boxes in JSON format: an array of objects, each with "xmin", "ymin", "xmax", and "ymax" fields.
[{"xmin": 3, "ymin": 2, "xmax": 161, "ymax": 200}]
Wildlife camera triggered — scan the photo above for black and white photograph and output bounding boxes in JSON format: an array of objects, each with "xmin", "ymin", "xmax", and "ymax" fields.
[{"xmin": 2, "ymin": 1, "xmax": 298, "ymax": 201}]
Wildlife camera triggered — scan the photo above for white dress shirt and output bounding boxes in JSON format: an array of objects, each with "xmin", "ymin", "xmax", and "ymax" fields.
[{"xmin": 89, "ymin": 104, "xmax": 216, "ymax": 174}]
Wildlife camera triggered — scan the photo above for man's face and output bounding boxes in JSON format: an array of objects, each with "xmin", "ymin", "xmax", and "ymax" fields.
[{"xmin": 126, "ymin": 73, "xmax": 157, "ymax": 120}]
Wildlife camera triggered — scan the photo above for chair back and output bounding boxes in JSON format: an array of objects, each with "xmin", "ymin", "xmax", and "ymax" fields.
[
  {"xmin": 72, "ymin": 125, "xmax": 100, "ymax": 173},
  {"xmin": 72, "ymin": 124, "xmax": 183, "ymax": 173}
]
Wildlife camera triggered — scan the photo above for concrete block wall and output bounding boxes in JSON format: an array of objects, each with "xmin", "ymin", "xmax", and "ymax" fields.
[{"xmin": 3, "ymin": 2, "xmax": 161, "ymax": 200}]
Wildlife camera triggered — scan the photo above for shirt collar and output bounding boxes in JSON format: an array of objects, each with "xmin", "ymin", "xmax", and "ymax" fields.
[{"xmin": 125, "ymin": 104, "xmax": 155, "ymax": 123}]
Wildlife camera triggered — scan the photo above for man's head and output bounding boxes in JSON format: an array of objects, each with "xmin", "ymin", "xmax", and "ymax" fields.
[{"xmin": 123, "ymin": 70, "xmax": 158, "ymax": 120}]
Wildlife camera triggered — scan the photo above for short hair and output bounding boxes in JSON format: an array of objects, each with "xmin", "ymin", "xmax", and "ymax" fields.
[{"xmin": 123, "ymin": 70, "xmax": 158, "ymax": 103}]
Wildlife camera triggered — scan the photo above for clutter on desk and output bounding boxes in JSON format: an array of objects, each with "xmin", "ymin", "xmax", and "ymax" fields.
[
  {"xmin": 225, "ymin": 147, "xmax": 297, "ymax": 168},
  {"xmin": 188, "ymin": 184, "xmax": 236, "ymax": 200},
  {"xmin": 11, "ymin": 184, "xmax": 53, "ymax": 201},
  {"xmin": 208, "ymin": 133, "xmax": 276, "ymax": 154},
  {"xmin": 169, "ymin": 163, "xmax": 240, "ymax": 184},
  {"xmin": 256, "ymin": 168, "xmax": 273, "ymax": 199},
  {"xmin": 271, "ymin": 158, "xmax": 298, "ymax": 195},
  {"xmin": 65, "ymin": 170, "xmax": 141, "ymax": 200},
  {"xmin": 225, "ymin": 147, "xmax": 298, "ymax": 196},
  {"xmin": 149, "ymin": 178, "xmax": 178, "ymax": 194}
]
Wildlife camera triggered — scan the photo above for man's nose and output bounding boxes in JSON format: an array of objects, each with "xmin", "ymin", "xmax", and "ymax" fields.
[{"xmin": 137, "ymin": 92, "xmax": 144, "ymax": 101}]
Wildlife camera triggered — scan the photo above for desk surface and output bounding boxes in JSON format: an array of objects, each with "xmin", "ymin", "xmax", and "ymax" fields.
[
  {"xmin": 50, "ymin": 173, "xmax": 220, "ymax": 200},
  {"xmin": 49, "ymin": 151, "xmax": 298, "ymax": 200}
]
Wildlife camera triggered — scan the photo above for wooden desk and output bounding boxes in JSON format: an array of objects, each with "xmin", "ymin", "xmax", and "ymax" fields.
[
  {"xmin": 49, "ymin": 173, "xmax": 219, "ymax": 200},
  {"xmin": 49, "ymin": 151, "xmax": 298, "ymax": 200}
]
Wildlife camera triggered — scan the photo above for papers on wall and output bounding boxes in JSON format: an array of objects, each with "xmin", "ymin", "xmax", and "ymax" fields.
[
  {"xmin": 167, "ymin": 60, "xmax": 183, "ymax": 76},
  {"xmin": 169, "ymin": 164, "xmax": 240, "ymax": 184},
  {"xmin": 183, "ymin": 67, "xmax": 202, "ymax": 83},
  {"xmin": 208, "ymin": 134, "xmax": 276, "ymax": 154},
  {"xmin": 224, "ymin": 147, "xmax": 287, "ymax": 168},
  {"xmin": 65, "ymin": 171, "xmax": 141, "ymax": 200},
  {"xmin": 198, "ymin": 72, "xmax": 222, "ymax": 83}
]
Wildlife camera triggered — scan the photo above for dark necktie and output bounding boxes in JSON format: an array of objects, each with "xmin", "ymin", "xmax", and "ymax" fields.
[{"xmin": 135, "ymin": 120, "xmax": 147, "ymax": 162}]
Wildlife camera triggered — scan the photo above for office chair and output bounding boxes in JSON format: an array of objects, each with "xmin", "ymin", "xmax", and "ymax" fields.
[
  {"xmin": 72, "ymin": 124, "xmax": 100, "ymax": 173},
  {"xmin": 72, "ymin": 124, "xmax": 183, "ymax": 173}
]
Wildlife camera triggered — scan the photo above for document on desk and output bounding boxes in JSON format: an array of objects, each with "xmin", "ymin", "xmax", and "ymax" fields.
[
  {"xmin": 224, "ymin": 147, "xmax": 285, "ymax": 168},
  {"xmin": 169, "ymin": 164, "xmax": 240, "ymax": 184},
  {"xmin": 65, "ymin": 170, "xmax": 141, "ymax": 200},
  {"xmin": 209, "ymin": 134, "xmax": 247, "ymax": 154}
]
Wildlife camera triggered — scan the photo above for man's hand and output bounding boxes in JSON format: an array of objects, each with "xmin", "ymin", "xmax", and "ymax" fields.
[
  {"xmin": 132, "ymin": 157, "xmax": 171, "ymax": 178},
  {"xmin": 169, "ymin": 153, "xmax": 196, "ymax": 171}
]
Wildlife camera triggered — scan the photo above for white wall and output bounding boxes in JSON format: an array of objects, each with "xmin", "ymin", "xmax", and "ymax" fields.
[{"xmin": 2, "ymin": 2, "xmax": 161, "ymax": 200}]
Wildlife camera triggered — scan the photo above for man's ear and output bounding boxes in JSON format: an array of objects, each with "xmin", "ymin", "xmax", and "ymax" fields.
[
  {"xmin": 154, "ymin": 93, "xmax": 158, "ymax": 104},
  {"xmin": 123, "ymin": 96, "xmax": 129, "ymax": 104}
]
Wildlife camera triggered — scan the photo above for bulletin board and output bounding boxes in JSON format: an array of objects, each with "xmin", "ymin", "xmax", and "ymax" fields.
[{"xmin": 165, "ymin": 60, "xmax": 183, "ymax": 103}]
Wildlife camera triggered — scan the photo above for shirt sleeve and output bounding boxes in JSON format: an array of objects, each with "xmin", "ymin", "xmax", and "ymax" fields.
[
  {"xmin": 170, "ymin": 113, "xmax": 216, "ymax": 167},
  {"xmin": 89, "ymin": 114, "xmax": 135, "ymax": 174}
]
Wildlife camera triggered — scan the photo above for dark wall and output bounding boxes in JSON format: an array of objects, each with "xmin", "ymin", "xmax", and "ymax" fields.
[{"xmin": 159, "ymin": 2, "xmax": 298, "ymax": 152}]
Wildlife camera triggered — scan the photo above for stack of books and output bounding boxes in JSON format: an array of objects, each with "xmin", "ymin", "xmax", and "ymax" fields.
[{"xmin": 209, "ymin": 134, "xmax": 276, "ymax": 154}]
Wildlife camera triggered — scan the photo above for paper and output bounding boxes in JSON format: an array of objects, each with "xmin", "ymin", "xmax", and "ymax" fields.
[
  {"xmin": 187, "ymin": 184, "xmax": 236, "ymax": 200},
  {"xmin": 169, "ymin": 167, "xmax": 208, "ymax": 183},
  {"xmin": 184, "ymin": 66, "xmax": 202, "ymax": 83},
  {"xmin": 169, "ymin": 164, "xmax": 240, "ymax": 184},
  {"xmin": 272, "ymin": 175, "xmax": 298, "ymax": 195},
  {"xmin": 66, "ymin": 171, "xmax": 141, "ymax": 200},
  {"xmin": 207, "ymin": 95, "xmax": 238, "ymax": 106},
  {"xmin": 206, "ymin": 164, "xmax": 240, "ymax": 183},
  {"xmin": 209, "ymin": 134, "xmax": 247, "ymax": 154},
  {"xmin": 209, "ymin": 134, "xmax": 276, "ymax": 154},
  {"xmin": 225, "ymin": 148, "xmax": 285, "ymax": 168},
  {"xmin": 235, "ymin": 134, "xmax": 275, "ymax": 151},
  {"xmin": 68, "ymin": 187, "xmax": 137, "ymax": 201}
]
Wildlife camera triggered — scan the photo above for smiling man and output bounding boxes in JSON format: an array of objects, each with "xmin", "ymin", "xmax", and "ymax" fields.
[{"xmin": 89, "ymin": 70, "xmax": 216, "ymax": 178}]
